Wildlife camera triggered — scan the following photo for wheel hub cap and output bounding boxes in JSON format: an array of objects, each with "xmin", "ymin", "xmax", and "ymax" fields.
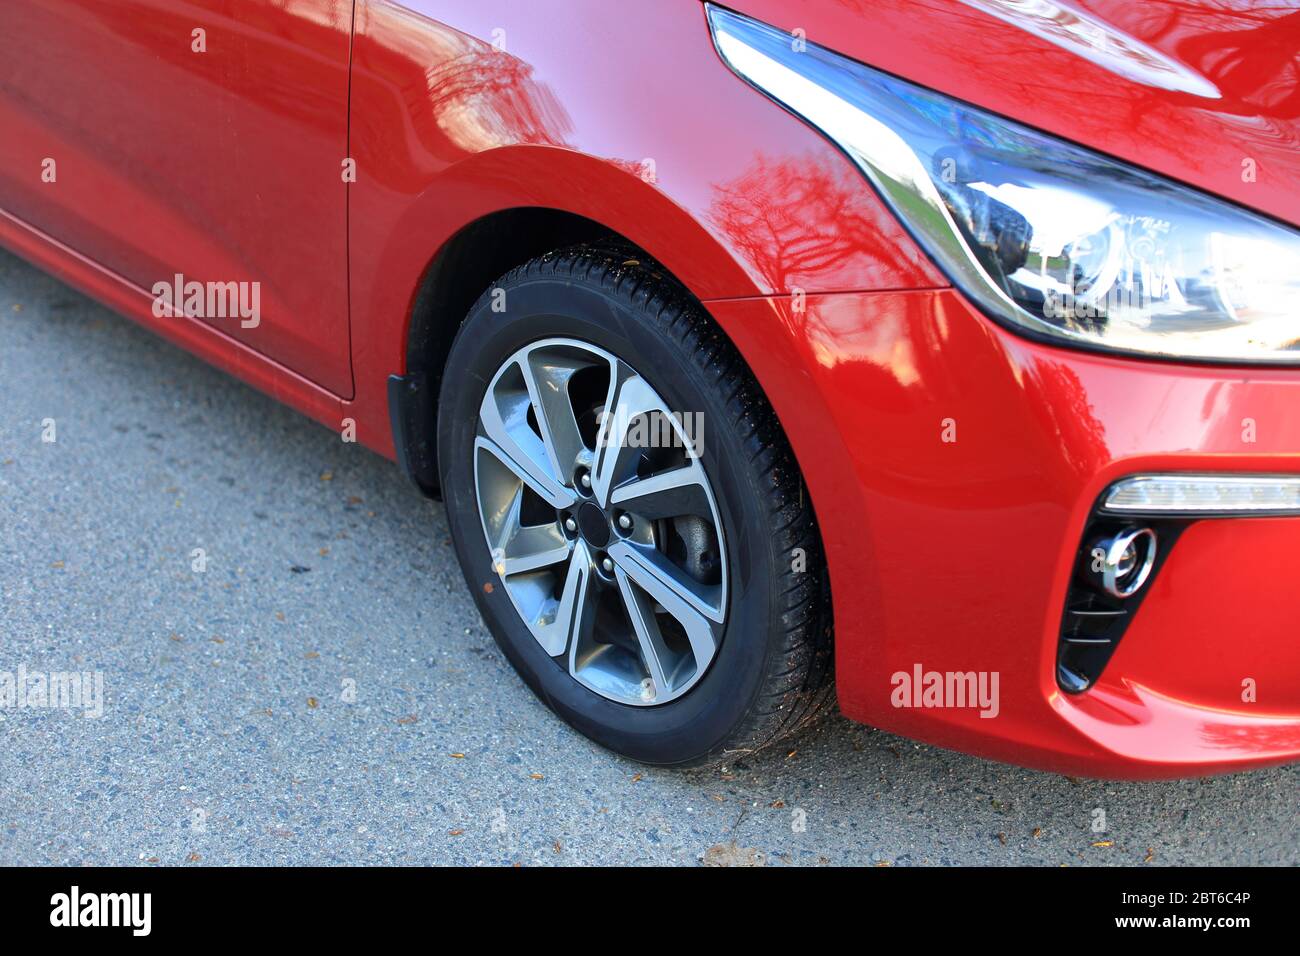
[{"xmin": 575, "ymin": 501, "xmax": 611, "ymax": 549}]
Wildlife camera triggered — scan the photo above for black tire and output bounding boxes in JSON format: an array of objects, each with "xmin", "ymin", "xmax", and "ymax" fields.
[{"xmin": 437, "ymin": 245, "xmax": 834, "ymax": 767}]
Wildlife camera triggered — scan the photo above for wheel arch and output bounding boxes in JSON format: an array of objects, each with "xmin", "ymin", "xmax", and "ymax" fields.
[
  {"xmin": 370, "ymin": 140, "xmax": 773, "ymax": 495},
  {"xmin": 379, "ymin": 162, "xmax": 854, "ymax": 643},
  {"xmin": 386, "ymin": 195, "xmax": 851, "ymax": 574},
  {"xmin": 389, "ymin": 206, "xmax": 643, "ymax": 496}
]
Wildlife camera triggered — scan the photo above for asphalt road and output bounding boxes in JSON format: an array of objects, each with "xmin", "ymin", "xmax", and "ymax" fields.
[{"xmin": 0, "ymin": 247, "xmax": 1295, "ymax": 867}]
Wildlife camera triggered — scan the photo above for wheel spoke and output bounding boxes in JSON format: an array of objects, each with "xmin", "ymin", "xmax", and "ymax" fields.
[
  {"xmin": 521, "ymin": 348, "xmax": 593, "ymax": 485},
  {"xmin": 614, "ymin": 568, "xmax": 672, "ymax": 700},
  {"xmin": 474, "ymin": 432, "xmax": 575, "ymax": 511},
  {"xmin": 496, "ymin": 507, "xmax": 572, "ymax": 576},
  {"xmin": 591, "ymin": 367, "xmax": 678, "ymax": 508},
  {"xmin": 609, "ymin": 463, "xmax": 711, "ymax": 521},
  {"xmin": 608, "ymin": 541, "xmax": 722, "ymax": 669},
  {"xmin": 535, "ymin": 541, "xmax": 595, "ymax": 657}
]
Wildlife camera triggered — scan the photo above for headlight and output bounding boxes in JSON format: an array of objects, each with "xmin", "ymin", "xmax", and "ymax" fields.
[{"xmin": 708, "ymin": 5, "xmax": 1300, "ymax": 364}]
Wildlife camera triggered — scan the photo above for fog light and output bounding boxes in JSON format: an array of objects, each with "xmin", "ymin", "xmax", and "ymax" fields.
[{"xmin": 1090, "ymin": 527, "xmax": 1157, "ymax": 598}]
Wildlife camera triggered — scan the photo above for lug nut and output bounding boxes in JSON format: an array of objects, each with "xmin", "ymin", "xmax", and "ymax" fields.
[
  {"xmin": 601, "ymin": 557, "xmax": 614, "ymax": 573},
  {"xmin": 564, "ymin": 516, "xmax": 577, "ymax": 533},
  {"xmin": 617, "ymin": 513, "xmax": 632, "ymax": 530},
  {"xmin": 580, "ymin": 472, "xmax": 592, "ymax": 489}
]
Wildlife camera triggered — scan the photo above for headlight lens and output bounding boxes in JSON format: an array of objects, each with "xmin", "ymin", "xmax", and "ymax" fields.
[{"xmin": 708, "ymin": 5, "xmax": 1300, "ymax": 363}]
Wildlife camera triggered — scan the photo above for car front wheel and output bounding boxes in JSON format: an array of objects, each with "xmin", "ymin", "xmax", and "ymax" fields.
[{"xmin": 437, "ymin": 246, "xmax": 833, "ymax": 766}]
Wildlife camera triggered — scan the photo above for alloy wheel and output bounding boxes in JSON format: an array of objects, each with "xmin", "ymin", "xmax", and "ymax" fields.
[{"xmin": 472, "ymin": 337, "xmax": 727, "ymax": 706}]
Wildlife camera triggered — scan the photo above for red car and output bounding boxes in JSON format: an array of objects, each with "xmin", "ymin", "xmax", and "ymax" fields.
[{"xmin": 3, "ymin": 1, "xmax": 1299, "ymax": 778}]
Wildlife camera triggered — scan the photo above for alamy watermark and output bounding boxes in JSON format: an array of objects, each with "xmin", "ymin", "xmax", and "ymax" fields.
[
  {"xmin": 1044, "ymin": 280, "xmax": 1152, "ymax": 322},
  {"xmin": 0, "ymin": 665, "xmax": 104, "ymax": 718},
  {"xmin": 891, "ymin": 664, "xmax": 999, "ymax": 718},
  {"xmin": 597, "ymin": 408, "xmax": 704, "ymax": 457},
  {"xmin": 151, "ymin": 272, "xmax": 261, "ymax": 328},
  {"xmin": 50, "ymin": 886, "xmax": 150, "ymax": 936}
]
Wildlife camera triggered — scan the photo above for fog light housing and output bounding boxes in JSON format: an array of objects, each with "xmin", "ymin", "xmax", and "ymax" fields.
[
  {"xmin": 1059, "ymin": 473, "xmax": 1300, "ymax": 693},
  {"xmin": 1090, "ymin": 527, "xmax": 1157, "ymax": 598},
  {"xmin": 1059, "ymin": 515, "xmax": 1184, "ymax": 694}
]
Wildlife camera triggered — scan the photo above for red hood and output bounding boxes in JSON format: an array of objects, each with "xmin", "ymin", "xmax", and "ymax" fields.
[{"xmin": 716, "ymin": 0, "xmax": 1300, "ymax": 228}]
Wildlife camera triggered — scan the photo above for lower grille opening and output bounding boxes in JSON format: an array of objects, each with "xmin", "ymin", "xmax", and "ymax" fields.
[{"xmin": 1056, "ymin": 515, "xmax": 1187, "ymax": 694}]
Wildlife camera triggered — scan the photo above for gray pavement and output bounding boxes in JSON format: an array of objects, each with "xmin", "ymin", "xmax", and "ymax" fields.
[{"xmin": 0, "ymin": 246, "xmax": 1295, "ymax": 866}]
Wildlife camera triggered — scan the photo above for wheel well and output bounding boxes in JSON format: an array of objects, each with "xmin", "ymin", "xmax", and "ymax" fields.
[
  {"xmin": 406, "ymin": 208, "xmax": 624, "ymax": 390},
  {"xmin": 393, "ymin": 208, "xmax": 634, "ymax": 497}
]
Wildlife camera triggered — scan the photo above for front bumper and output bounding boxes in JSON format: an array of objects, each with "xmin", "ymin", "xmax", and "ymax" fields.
[{"xmin": 706, "ymin": 287, "xmax": 1300, "ymax": 778}]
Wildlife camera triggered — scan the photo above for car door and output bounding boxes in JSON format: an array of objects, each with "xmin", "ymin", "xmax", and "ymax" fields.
[{"xmin": 0, "ymin": 0, "xmax": 355, "ymax": 397}]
